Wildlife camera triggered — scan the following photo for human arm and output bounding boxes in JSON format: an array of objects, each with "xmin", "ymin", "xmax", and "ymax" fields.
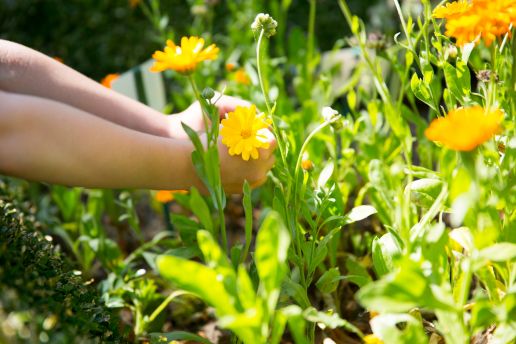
[
  {"xmin": 0, "ymin": 91, "xmax": 275, "ymax": 192},
  {"xmin": 0, "ymin": 39, "xmax": 250, "ymax": 139}
]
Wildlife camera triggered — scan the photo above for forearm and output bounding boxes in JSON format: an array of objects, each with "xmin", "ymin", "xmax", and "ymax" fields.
[
  {"xmin": 0, "ymin": 91, "xmax": 199, "ymax": 190},
  {"xmin": 0, "ymin": 39, "xmax": 178, "ymax": 138}
]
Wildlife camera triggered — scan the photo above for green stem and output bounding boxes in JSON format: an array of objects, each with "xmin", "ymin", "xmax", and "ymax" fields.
[
  {"xmin": 148, "ymin": 291, "xmax": 189, "ymax": 323},
  {"xmin": 306, "ymin": 0, "xmax": 317, "ymax": 85},
  {"xmin": 393, "ymin": 0, "xmax": 414, "ymax": 52},
  {"xmin": 187, "ymin": 75, "xmax": 228, "ymax": 253},
  {"xmin": 256, "ymin": 29, "xmax": 287, "ymax": 168}
]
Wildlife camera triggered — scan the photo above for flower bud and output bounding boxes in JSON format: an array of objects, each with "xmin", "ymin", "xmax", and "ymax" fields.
[
  {"xmin": 476, "ymin": 69, "xmax": 498, "ymax": 83},
  {"xmin": 301, "ymin": 159, "xmax": 314, "ymax": 172},
  {"xmin": 202, "ymin": 87, "xmax": 215, "ymax": 99},
  {"xmin": 251, "ymin": 13, "xmax": 278, "ymax": 38}
]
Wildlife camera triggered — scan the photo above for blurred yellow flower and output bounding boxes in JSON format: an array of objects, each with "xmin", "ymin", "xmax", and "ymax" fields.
[
  {"xmin": 225, "ymin": 62, "xmax": 236, "ymax": 72},
  {"xmin": 234, "ymin": 68, "xmax": 251, "ymax": 85},
  {"xmin": 434, "ymin": 0, "xmax": 516, "ymax": 46},
  {"xmin": 363, "ymin": 334, "xmax": 383, "ymax": 344},
  {"xmin": 100, "ymin": 73, "xmax": 120, "ymax": 89},
  {"xmin": 155, "ymin": 190, "xmax": 188, "ymax": 204},
  {"xmin": 425, "ymin": 106, "xmax": 503, "ymax": 151},
  {"xmin": 220, "ymin": 105, "xmax": 271, "ymax": 161},
  {"xmin": 150, "ymin": 36, "xmax": 219, "ymax": 74}
]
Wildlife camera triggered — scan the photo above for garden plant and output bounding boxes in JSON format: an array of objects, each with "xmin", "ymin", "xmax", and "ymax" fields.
[{"xmin": 0, "ymin": 0, "xmax": 515, "ymax": 343}]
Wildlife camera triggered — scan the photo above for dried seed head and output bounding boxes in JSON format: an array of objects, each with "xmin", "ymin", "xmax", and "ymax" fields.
[
  {"xmin": 366, "ymin": 32, "xmax": 387, "ymax": 50},
  {"xmin": 251, "ymin": 13, "xmax": 278, "ymax": 38},
  {"xmin": 477, "ymin": 69, "xmax": 498, "ymax": 83}
]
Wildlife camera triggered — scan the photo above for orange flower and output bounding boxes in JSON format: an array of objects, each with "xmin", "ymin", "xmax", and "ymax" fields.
[
  {"xmin": 101, "ymin": 74, "xmax": 120, "ymax": 89},
  {"xmin": 150, "ymin": 36, "xmax": 219, "ymax": 74},
  {"xmin": 225, "ymin": 63, "xmax": 236, "ymax": 72},
  {"xmin": 155, "ymin": 190, "xmax": 188, "ymax": 203},
  {"xmin": 301, "ymin": 159, "xmax": 314, "ymax": 171},
  {"xmin": 129, "ymin": 0, "xmax": 141, "ymax": 8},
  {"xmin": 425, "ymin": 106, "xmax": 503, "ymax": 151},
  {"xmin": 434, "ymin": 0, "xmax": 516, "ymax": 46},
  {"xmin": 234, "ymin": 68, "xmax": 251, "ymax": 85}
]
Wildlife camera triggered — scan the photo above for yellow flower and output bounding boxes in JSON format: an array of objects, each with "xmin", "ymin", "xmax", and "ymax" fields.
[
  {"xmin": 150, "ymin": 36, "xmax": 219, "ymax": 74},
  {"xmin": 225, "ymin": 62, "xmax": 236, "ymax": 72},
  {"xmin": 155, "ymin": 190, "xmax": 188, "ymax": 203},
  {"xmin": 363, "ymin": 334, "xmax": 384, "ymax": 344},
  {"xmin": 100, "ymin": 73, "xmax": 120, "ymax": 89},
  {"xmin": 234, "ymin": 68, "xmax": 251, "ymax": 85},
  {"xmin": 434, "ymin": 0, "xmax": 516, "ymax": 46},
  {"xmin": 425, "ymin": 106, "xmax": 503, "ymax": 151},
  {"xmin": 220, "ymin": 105, "xmax": 272, "ymax": 161},
  {"xmin": 433, "ymin": 0, "xmax": 471, "ymax": 19}
]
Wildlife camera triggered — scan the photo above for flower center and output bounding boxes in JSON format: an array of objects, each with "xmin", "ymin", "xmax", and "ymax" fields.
[{"xmin": 240, "ymin": 128, "xmax": 253, "ymax": 138}]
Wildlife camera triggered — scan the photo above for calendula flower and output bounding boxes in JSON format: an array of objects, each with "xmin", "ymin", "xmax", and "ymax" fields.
[
  {"xmin": 234, "ymin": 68, "xmax": 251, "ymax": 85},
  {"xmin": 220, "ymin": 105, "xmax": 272, "ymax": 161},
  {"xmin": 150, "ymin": 36, "xmax": 219, "ymax": 74},
  {"xmin": 434, "ymin": 0, "xmax": 516, "ymax": 46},
  {"xmin": 101, "ymin": 73, "xmax": 120, "ymax": 89},
  {"xmin": 425, "ymin": 106, "xmax": 503, "ymax": 151},
  {"xmin": 363, "ymin": 334, "xmax": 384, "ymax": 344},
  {"xmin": 301, "ymin": 159, "xmax": 314, "ymax": 171},
  {"xmin": 225, "ymin": 62, "xmax": 236, "ymax": 72},
  {"xmin": 155, "ymin": 190, "xmax": 188, "ymax": 204},
  {"xmin": 433, "ymin": 0, "xmax": 471, "ymax": 19}
]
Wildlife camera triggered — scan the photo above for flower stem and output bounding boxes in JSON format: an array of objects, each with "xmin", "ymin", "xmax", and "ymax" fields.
[{"xmin": 256, "ymin": 28, "xmax": 287, "ymax": 169}]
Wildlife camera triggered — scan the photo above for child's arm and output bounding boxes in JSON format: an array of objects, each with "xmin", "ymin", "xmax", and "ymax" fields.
[
  {"xmin": 0, "ymin": 39, "xmax": 247, "ymax": 139},
  {"xmin": 0, "ymin": 91, "xmax": 275, "ymax": 192}
]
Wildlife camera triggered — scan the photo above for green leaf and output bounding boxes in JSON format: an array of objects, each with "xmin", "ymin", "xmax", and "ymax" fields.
[
  {"xmin": 406, "ymin": 178, "xmax": 444, "ymax": 209},
  {"xmin": 303, "ymin": 307, "xmax": 362, "ymax": 335},
  {"xmin": 478, "ymin": 243, "xmax": 516, "ymax": 264},
  {"xmin": 443, "ymin": 60, "xmax": 470, "ymax": 102},
  {"xmin": 316, "ymin": 267, "xmax": 340, "ymax": 294},
  {"xmin": 344, "ymin": 205, "xmax": 377, "ymax": 224},
  {"xmin": 317, "ymin": 161, "xmax": 334, "ymax": 188},
  {"xmin": 410, "ymin": 73, "xmax": 435, "ymax": 110},
  {"xmin": 149, "ymin": 331, "xmax": 212, "ymax": 344},
  {"xmin": 156, "ymin": 255, "xmax": 237, "ymax": 315},
  {"xmin": 255, "ymin": 211, "xmax": 290, "ymax": 308},
  {"xmin": 370, "ymin": 313, "xmax": 428, "ymax": 344},
  {"xmin": 189, "ymin": 188, "xmax": 213, "ymax": 233}
]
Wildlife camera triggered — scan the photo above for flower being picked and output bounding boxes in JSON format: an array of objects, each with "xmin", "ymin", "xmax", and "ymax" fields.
[
  {"xmin": 220, "ymin": 105, "xmax": 272, "ymax": 161},
  {"xmin": 425, "ymin": 106, "xmax": 503, "ymax": 151},
  {"xmin": 150, "ymin": 36, "xmax": 219, "ymax": 74}
]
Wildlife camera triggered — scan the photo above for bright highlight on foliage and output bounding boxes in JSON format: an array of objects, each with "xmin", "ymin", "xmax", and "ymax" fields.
[
  {"xmin": 433, "ymin": 0, "xmax": 516, "ymax": 46},
  {"xmin": 220, "ymin": 105, "xmax": 272, "ymax": 161},
  {"xmin": 425, "ymin": 106, "xmax": 503, "ymax": 151},
  {"xmin": 150, "ymin": 36, "xmax": 219, "ymax": 74}
]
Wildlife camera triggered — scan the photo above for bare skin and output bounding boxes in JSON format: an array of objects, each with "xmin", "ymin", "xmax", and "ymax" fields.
[{"xmin": 0, "ymin": 40, "xmax": 276, "ymax": 193}]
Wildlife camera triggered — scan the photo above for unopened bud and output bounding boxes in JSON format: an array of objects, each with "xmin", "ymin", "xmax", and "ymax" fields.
[
  {"xmin": 202, "ymin": 87, "xmax": 215, "ymax": 99},
  {"xmin": 251, "ymin": 13, "xmax": 278, "ymax": 38}
]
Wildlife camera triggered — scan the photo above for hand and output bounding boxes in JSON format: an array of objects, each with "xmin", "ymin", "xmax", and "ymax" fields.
[
  {"xmin": 167, "ymin": 93, "xmax": 251, "ymax": 138},
  {"xmin": 187, "ymin": 130, "xmax": 276, "ymax": 194}
]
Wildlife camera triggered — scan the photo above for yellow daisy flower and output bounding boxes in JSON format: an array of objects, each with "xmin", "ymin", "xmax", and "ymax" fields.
[
  {"xmin": 425, "ymin": 106, "xmax": 503, "ymax": 151},
  {"xmin": 150, "ymin": 36, "xmax": 219, "ymax": 74},
  {"xmin": 220, "ymin": 105, "xmax": 272, "ymax": 161}
]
